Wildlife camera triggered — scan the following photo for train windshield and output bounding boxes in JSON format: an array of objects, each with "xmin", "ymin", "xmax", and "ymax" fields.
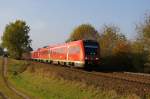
[{"xmin": 83, "ymin": 41, "xmax": 99, "ymax": 55}]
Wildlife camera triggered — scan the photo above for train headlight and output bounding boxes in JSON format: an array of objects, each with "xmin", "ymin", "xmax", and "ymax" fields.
[
  {"xmin": 85, "ymin": 57, "xmax": 88, "ymax": 60},
  {"xmin": 96, "ymin": 57, "xmax": 99, "ymax": 60}
]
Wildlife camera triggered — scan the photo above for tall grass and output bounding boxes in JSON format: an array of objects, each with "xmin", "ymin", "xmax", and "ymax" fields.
[
  {"xmin": 10, "ymin": 71, "xmax": 143, "ymax": 99},
  {"xmin": 5, "ymin": 58, "xmax": 150, "ymax": 99},
  {"xmin": 7, "ymin": 58, "xmax": 30, "ymax": 75}
]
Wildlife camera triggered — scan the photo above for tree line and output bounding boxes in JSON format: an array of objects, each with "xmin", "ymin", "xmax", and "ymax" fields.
[
  {"xmin": 66, "ymin": 13, "xmax": 150, "ymax": 73},
  {"xmin": 0, "ymin": 13, "xmax": 150, "ymax": 73}
]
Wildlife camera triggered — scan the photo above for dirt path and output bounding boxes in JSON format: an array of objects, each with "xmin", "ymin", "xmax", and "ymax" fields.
[
  {"xmin": 2, "ymin": 57, "xmax": 30, "ymax": 99},
  {"xmin": 0, "ymin": 91, "xmax": 7, "ymax": 99}
]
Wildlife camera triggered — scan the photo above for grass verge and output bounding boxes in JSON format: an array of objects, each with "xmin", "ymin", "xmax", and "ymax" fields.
[
  {"xmin": 0, "ymin": 57, "xmax": 24, "ymax": 99},
  {"xmin": 3, "ymin": 58, "xmax": 150, "ymax": 99}
]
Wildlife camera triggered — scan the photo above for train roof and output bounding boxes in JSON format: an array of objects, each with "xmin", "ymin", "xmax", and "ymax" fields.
[{"xmin": 32, "ymin": 40, "xmax": 98, "ymax": 52}]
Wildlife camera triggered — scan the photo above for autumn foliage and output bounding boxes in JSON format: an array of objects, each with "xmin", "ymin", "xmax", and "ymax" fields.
[
  {"xmin": 66, "ymin": 24, "xmax": 100, "ymax": 42},
  {"xmin": 67, "ymin": 13, "xmax": 150, "ymax": 73}
]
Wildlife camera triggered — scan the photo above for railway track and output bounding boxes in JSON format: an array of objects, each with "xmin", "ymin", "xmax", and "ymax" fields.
[
  {"xmin": 92, "ymin": 72, "xmax": 150, "ymax": 85},
  {"xmin": 36, "ymin": 61, "xmax": 150, "ymax": 85},
  {"xmin": 67, "ymin": 67, "xmax": 150, "ymax": 85},
  {"xmin": 124, "ymin": 72, "xmax": 150, "ymax": 77},
  {"xmin": 94, "ymin": 72, "xmax": 150, "ymax": 85},
  {"xmin": 55, "ymin": 64, "xmax": 150, "ymax": 96}
]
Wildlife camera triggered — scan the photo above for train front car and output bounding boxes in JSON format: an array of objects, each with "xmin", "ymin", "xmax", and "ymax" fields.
[
  {"xmin": 67, "ymin": 40, "xmax": 100, "ymax": 68},
  {"xmin": 83, "ymin": 40, "xmax": 100, "ymax": 67}
]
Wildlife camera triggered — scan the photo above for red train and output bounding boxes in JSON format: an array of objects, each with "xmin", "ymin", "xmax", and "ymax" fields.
[{"xmin": 31, "ymin": 40, "xmax": 100, "ymax": 68}]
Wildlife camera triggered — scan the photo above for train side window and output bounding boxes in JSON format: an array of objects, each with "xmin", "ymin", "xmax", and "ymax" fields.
[{"xmin": 69, "ymin": 46, "xmax": 80, "ymax": 54}]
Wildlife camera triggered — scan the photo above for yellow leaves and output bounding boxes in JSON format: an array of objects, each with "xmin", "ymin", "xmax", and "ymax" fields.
[
  {"xmin": 99, "ymin": 25, "xmax": 128, "ymax": 57},
  {"xmin": 112, "ymin": 40, "xmax": 130, "ymax": 55},
  {"xmin": 67, "ymin": 24, "xmax": 99, "ymax": 42}
]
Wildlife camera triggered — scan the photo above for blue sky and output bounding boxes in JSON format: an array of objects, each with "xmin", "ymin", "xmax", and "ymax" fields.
[{"xmin": 0, "ymin": 0, "xmax": 150, "ymax": 49}]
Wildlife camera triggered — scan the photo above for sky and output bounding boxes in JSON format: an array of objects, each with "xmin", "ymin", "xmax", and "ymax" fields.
[{"xmin": 0, "ymin": 0, "xmax": 150, "ymax": 49}]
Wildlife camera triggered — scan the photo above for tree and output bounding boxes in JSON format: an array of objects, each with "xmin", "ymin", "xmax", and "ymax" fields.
[
  {"xmin": 112, "ymin": 40, "xmax": 132, "ymax": 69},
  {"xmin": 0, "ymin": 45, "xmax": 4, "ymax": 56},
  {"xmin": 66, "ymin": 24, "xmax": 100, "ymax": 42},
  {"xmin": 1, "ymin": 20, "xmax": 32, "ymax": 59},
  {"xmin": 99, "ymin": 25, "xmax": 127, "ymax": 57},
  {"xmin": 136, "ymin": 13, "xmax": 150, "ymax": 51},
  {"xmin": 112, "ymin": 40, "xmax": 130, "ymax": 55},
  {"xmin": 99, "ymin": 25, "xmax": 132, "ymax": 70},
  {"xmin": 131, "ymin": 40, "xmax": 146, "ymax": 72},
  {"xmin": 136, "ymin": 13, "xmax": 150, "ymax": 72}
]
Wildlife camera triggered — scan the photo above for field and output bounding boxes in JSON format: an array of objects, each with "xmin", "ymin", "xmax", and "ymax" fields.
[
  {"xmin": 0, "ymin": 57, "xmax": 150, "ymax": 99},
  {"xmin": 0, "ymin": 57, "xmax": 24, "ymax": 99}
]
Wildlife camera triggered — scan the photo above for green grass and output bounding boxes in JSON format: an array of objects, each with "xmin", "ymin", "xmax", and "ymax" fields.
[
  {"xmin": 2, "ymin": 57, "xmax": 149, "ymax": 99},
  {"xmin": 7, "ymin": 58, "xmax": 30, "ymax": 74},
  {"xmin": 9, "ymin": 72, "xmax": 121, "ymax": 99},
  {"xmin": 0, "ymin": 57, "xmax": 23, "ymax": 99}
]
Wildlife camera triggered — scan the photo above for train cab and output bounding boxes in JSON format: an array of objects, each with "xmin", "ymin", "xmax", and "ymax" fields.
[{"xmin": 83, "ymin": 40, "xmax": 100, "ymax": 65}]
